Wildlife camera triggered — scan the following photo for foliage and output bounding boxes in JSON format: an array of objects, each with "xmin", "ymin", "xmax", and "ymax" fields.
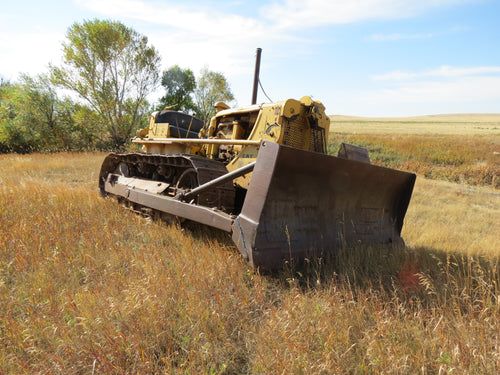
[
  {"xmin": 157, "ymin": 65, "xmax": 196, "ymax": 113},
  {"xmin": 0, "ymin": 80, "xmax": 34, "ymax": 153},
  {"xmin": 2, "ymin": 19, "xmax": 238, "ymax": 153},
  {"xmin": 158, "ymin": 65, "xmax": 235, "ymax": 124},
  {"xmin": 194, "ymin": 66, "xmax": 234, "ymax": 124},
  {"xmin": 50, "ymin": 19, "xmax": 161, "ymax": 149},
  {"xmin": 0, "ymin": 153, "xmax": 498, "ymax": 373},
  {"xmin": 0, "ymin": 75, "xmax": 85, "ymax": 153}
]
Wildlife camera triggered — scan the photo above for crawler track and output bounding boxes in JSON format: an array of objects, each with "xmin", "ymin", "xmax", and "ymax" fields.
[{"xmin": 99, "ymin": 153, "xmax": 235, "ymax": 213}]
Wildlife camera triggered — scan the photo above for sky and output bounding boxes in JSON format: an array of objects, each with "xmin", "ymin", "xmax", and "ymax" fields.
[{"xmin": 1, "ymin": 0, "xmax": 500, "ymax": 116}]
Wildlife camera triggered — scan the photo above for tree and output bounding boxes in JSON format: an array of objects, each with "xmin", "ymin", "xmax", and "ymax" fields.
[
  {"xmin": 0, "ymin": 74, "xmax": 107, "ymax": 153},
  {"xmin": 0, "ymin": 74, "xmax": 81, "ymax": 153},
  {"xmin": 158, "ymin": 65, "xmax": 196, "ymax": 113},
  {"xmin": 0, "ymin": 80, "xmax": 35, "ymax": 153},
  {"xmin": 50, "ymin": 19, "xmax": 161, "ymax": 148},
  {"xmin": 194, "ymin": 67, "xmax": 234, "ymax": 124},
  {"xmin": 21, "ymin": 74, "xmax": 64, "ymax": 149}
]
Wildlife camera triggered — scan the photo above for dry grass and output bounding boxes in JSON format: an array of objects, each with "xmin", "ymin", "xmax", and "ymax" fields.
[
  {"xmin": 403, "ymin": 178, "xmax": 499, "ymax": 255},
  {"xmin": 331, "ymin": 113, "xmax": 500, "ymax": 135},
  {"xmin": 329, "ymin": 133, "xmax": 499, "ymax": 188},
  {"xmin": 329, "ymin": 114, "xmax": 500, "ymax": 189},
  {"xmin": 0, "ymin": 153, "xmax": 499, "ymax": 373}
]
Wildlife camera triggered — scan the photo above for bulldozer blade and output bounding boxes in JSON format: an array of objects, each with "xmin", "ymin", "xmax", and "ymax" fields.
[{"xmin": 232, "ymin": 141, "xmax": 416, "ymax": 271}]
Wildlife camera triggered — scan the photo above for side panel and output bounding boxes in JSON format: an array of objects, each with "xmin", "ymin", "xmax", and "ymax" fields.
[{"xmin": 232, "ymin": 141, "xmax": 416, "ymax": 270}]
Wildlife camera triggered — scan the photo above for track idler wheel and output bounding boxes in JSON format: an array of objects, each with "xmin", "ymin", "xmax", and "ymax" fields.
[{"xmin": 175, "ymin": 168, "xmax": 199, "ymax": 201}]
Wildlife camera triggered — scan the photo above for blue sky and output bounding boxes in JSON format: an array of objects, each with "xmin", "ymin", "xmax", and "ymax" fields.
[{"xmin": 1, "ymin": 0, "xmax": 499, "ymax": 116}]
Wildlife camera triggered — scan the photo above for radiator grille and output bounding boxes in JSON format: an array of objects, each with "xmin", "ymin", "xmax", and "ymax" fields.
[
  {"xmin": 309, "ymin": 127, "xmax": 326, "ymax": 153},
  {"xmin": 283, "ymin": 117, "xmax": 307, "ymax": 149},
  {"xmin": 283, "ymin": 116, "xmax": 326, "ymax": 153}
]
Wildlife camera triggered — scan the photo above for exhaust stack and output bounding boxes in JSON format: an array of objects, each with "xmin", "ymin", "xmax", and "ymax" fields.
[{"xmin": 251, "ymin": 48, "xmax": 262, "ymax": 105}]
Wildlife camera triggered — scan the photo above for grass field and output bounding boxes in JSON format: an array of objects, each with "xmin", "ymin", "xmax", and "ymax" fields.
[
  {"xmin": 329, "ymin": 114, "xmax": 499, "ymax": 189},
  {"xmin": 331, "ymin": 113, "xmax": 500, "ymax": 135},
  {"xmin": 0, "ymin": 117, "xmax": 499, "ymax": 373}
]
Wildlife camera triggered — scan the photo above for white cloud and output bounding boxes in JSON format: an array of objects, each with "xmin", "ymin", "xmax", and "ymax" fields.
[
  {"xmin": 75, "ymin": 0, "xmax": 283, "ymax": 75},
  {"xmin": 373, "ymin": 66, "xmax": 500, "ymax": 81},
  {"xmin": 368, "ymin": 32, "xmax": 435, "ymax": 41},
  {"xmin": 0, "ymin": 31, "xmax": 63, "ymax": 80},
  {"xmin": 360, "ymin": 66, "xmax": 500, "ymax": 115},
  {"xmin": 73, "ymin": 0, "xmax": 477, "ymax": 86},
  {"xmin": 77, "ymin": 0, "xmax": 263, "ymax": 38},
  {"xmin": 262, "ymin": 0, "xmax": 471, "ymax": 29},
  {"xmin": 374, "ymin": 76, "xmax": 500, "ymax": 104},
  {"xmin": 76, "ymin": 0, "xmax": 472, "ymax": 40},
  {"xmin": 367, "ymin": 26, "xmax": 467, "ymax": 42}
]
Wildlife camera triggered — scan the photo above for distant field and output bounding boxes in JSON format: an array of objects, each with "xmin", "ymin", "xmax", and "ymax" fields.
[
  {"xmin": 328, "ymin": 114, "xmax": 500, "ymax": 189},
  {"xmin": 331, "ymin": 113, "xmax": 500, "ymax": 135}
]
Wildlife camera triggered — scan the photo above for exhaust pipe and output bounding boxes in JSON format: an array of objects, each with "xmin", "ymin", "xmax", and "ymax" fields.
[{"xmin": 251, "ymin": 48, "xmax": 262, "ymax": 105}]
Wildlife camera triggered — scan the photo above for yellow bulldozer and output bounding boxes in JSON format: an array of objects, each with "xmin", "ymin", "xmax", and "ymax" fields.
[{"xmin": 99, "ymin": 50, "xmax": 415, "ymax": 271}]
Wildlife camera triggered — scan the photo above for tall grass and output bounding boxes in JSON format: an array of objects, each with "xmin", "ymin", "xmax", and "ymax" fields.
[
  {"xmin": 0, "ymin": 153, "xmax": 499, "ymax": 373},
  {"xmin": 329, "ymin": 134, "xmax": 499, "ymax": 188}
]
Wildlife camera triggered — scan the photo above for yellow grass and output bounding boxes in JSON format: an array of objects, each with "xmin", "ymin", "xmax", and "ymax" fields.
[
  {"xmin": 0, "ymin": 153, "xmax": 499, "ymax": 373},
  {"xmin": 331, "ymin": 113, "xmax": 500, "ymax": 135},
  {"xmin": 403, "ymin": 178, "xmax": 499, "ymax": 255},
  {"xmin": 328, "ymin": 114, "xmax": 500, "ymax": 189}
]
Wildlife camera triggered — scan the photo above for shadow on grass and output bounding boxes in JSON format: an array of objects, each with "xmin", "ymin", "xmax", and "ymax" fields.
[
  {"xmin": 160, "ymin": 217, "xmax": 500, "ymax": 309},
  {"xmin": 271, "ymin": 243, "xmax": 500, "ymax": 307}
]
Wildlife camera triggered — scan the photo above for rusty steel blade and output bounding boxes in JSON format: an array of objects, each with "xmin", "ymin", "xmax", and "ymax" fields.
[{"xmin": 232, "ymin": 141, "xmax": 416, "ymax": 270}]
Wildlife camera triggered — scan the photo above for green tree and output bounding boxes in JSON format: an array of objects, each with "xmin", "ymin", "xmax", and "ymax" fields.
[
  {"xmin": 0, "ymin": 74, "xmax": 81, "ymax": 153},
  {"xmin": 158, "ymin": 65, "xmax": 196, "ymax": 113},
  {"xmin": 0, "ymin": 80, "xmax": 36, "ymax": 153},
  {"xmin": 21, "ymin": 74, "xmax": 69, "ymax": 150},
  {"xmin": 50, "ymin": 19, "xmax": 161, "ymax": 148},
  {"xmin": 0, "ymin": 74, "xmax": 104, "ymax": 153},
  {"xmin": 0, "ymin": 77, "xmax": 10, "ymax": 107},
  {"xmin": 71, "ymin": 103, "xmax": 108, "ymax": 150},
  {"xmin": 194, "ymin": 67, "xmax": 234, "ymax": 124}
]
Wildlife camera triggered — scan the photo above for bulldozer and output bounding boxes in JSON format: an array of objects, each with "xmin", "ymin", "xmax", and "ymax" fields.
[{"xmin": 99, "ymin": 49, "xmax": 416, "ymax": 271}]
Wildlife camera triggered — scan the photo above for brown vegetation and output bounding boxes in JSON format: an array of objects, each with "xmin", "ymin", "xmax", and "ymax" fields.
[
  {"xmin": 329, "ymin": 134, "xmax": 499, "ymax": 188},
  {"xmin": 0, "ymin": 151, "xmax": 499, "ymax": 373},
  {"xmin": 329, "ymin": 114, "xmax": 499, "ymax": 189}
]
